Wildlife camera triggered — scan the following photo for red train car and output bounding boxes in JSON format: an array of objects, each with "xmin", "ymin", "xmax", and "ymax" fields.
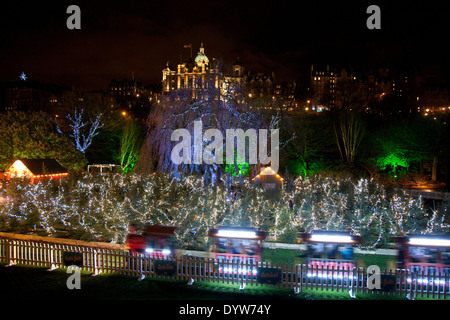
[
  {"xmin": 125, "ymin": 224, "xmax": 177, "ymax": 258},
  {"xmin": 302, "ymin": 230, "xmax": 362, "ymax": 272},
  {"xmin": 208, "ymin": 226, "xmax": 267, "ymax": 275},
  {"xmin": 395, "ymin": 234, "xmax": 450, "ymax": 276}
]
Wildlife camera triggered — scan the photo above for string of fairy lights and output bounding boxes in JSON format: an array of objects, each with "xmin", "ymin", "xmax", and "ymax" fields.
[{"xmin": 0, "ymin": 173, "xmax": 449, "ymax": 248}]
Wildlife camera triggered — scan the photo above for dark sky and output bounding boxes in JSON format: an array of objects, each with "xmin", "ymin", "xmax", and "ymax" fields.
[{"xmin": 1, "ymin": 1, "xmax": 449, "ymax": 90}]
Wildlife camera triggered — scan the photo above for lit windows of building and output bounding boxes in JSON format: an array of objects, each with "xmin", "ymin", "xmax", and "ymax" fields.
[{"xmin": 161, "ymin": 43, "xmax": 297, "ymax": 111}]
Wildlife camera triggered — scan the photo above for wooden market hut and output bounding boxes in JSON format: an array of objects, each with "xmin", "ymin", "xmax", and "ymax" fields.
[
  {"xmin": 251, "ymin": 166, "xmax": 284, "ymax": 191},
  {"xmin": 5, "ymin": 159, "xmax": 68, "ymax": 184}
]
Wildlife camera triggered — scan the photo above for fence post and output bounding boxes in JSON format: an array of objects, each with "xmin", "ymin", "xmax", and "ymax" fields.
[
  {"xmin": 407, "ymin": 271, "xmax": 416, "ymax": 300},
  {"xmin": 6, "ymin": 239, "xmax": 16, "ymax": 267},
  {"xmin": 445, "ymin": 271, "xmax": 450, "ymax": 300},
  {"xmin": 187, "ymin": 257, "xmax": 194, "ymax": 285},
  {"xmin": 93, "ymin": 249, "xmax": 100, "ymax": 276},
  {"xmin": 349, "ymin": 267, "xmax": 356, "ymax": 298},
  {"xmin": 294, "ymin": 263, "xmax": 300, "ymax": 294},
  {"xmin": 138, "ymin": 254, "xmax": 145, "ymax": 281},
  {"xmin": 239, "ymin": 260, "xmax": 245, "ymax": 290},
  {"xmin": 47, "ymin": 244, "xmax": 57, "ymax": 271}
]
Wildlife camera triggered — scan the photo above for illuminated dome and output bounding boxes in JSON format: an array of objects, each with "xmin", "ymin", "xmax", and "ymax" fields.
[{"xmin": 194, "ymin": 43, "xmax": 209, "ymax": 66}]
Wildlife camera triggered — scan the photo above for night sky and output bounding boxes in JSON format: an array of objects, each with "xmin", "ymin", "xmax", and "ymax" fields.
[{"xmin": 1, "ymin": 1, "xmax": 449, "ymax": 91}]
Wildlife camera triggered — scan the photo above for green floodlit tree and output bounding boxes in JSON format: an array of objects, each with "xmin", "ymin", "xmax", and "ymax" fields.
[
  {"xmin": 371, "ymin": 118, "xmax": 434, "ymax": 177},
  {"xmin": 224, "ymin": 162, "xmax": 250, "ymax": 178},
  {"xmin": 377, "ymin": 150, "xmax": 410, "ymax": 174},
  {"xmin": 119, "ymin": 119, "xmax": 144, "ymax": 173}
]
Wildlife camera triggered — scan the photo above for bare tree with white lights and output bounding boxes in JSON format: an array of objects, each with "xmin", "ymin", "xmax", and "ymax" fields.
[{"xmin": 56, "ymin": 108, "xmax": 103, "ymax": 154}]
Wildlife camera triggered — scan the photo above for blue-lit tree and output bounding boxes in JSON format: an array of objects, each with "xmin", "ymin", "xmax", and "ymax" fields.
[
  {"xmin": 56, "ymin": 108, "xmax": 103, "ymax": 154},
  {"xmin": 137, "ymin": 79, "xmax": 267, "ymax": 187}
]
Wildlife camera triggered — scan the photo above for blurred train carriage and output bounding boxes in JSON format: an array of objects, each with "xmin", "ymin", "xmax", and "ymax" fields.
[
  {"xmin": 208, "ymin": 226, "xmax": 267, "ymax": 275},
  {"xmin": 301, "ymin": 230, "xmax": 361, "ymax": 279},
  {"xmin": 395, "ymin": 234, "xmax": 450, "ymax": 283},
  {"xmin": 125, "ymin": 224, "xmax": 177, "ymax": 258}
]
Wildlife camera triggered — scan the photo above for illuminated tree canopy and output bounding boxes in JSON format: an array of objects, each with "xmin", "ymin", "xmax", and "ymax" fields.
[
  {"xmin": 1, "ymin": 172, "xmax": 448, "ymax": 249},
  {"xmin": 0, "ymin": 111, "xmax": 87, "ymax": 171},
  {"xmin": 136, "ymin": 84, "xmax": 283, "ymax": 186},
  {"xmin": 371, "ymin": 118, "xmax": 434, "ymax": 175},
  {"xmin": 119, "ymin": 119, "xmax": 143, "ymax": 173},
  {"xmin": 56, "ymin": 108, "xmax": 103, "ymax": 154}
]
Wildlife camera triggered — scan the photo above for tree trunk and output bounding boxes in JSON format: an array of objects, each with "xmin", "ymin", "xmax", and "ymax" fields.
[{"xmin": 432, "ymin": 156, "xmax": 438, "ymax": 182}]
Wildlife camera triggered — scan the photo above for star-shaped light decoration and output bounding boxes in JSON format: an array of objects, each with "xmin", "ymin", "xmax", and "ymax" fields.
[{"xmin": 19, "ymin": 72, "xmax": 27, "ymax": 81}]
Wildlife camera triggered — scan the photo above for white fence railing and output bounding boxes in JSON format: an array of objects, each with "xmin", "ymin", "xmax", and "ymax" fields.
[{"xmin": 1, "ymin": 233, "xmax": 449, "ymax": 299}]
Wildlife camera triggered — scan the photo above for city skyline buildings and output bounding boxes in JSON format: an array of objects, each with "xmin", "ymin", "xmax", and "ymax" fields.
[
  {"xmin": 2, "ymin": 43, "xmax": 449, "ymax": 116},
  {"xmin": 1, "ymin": 1, "xmax": 450, "ymax": 93}
]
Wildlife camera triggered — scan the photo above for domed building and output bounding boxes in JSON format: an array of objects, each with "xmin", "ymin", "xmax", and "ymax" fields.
[
  {"xmin": 162, "ymin": 43, "xmax": 220, "ymax": 98},
  {"xmin": 161, "ymin": 43, "xmax": 297, "ymax": 110},
  {"xmin": 194, "ymin": 43, "xmax": 209, "ymax": 68}
]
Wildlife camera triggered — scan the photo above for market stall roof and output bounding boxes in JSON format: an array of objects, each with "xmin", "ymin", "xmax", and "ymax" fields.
[
  {"xmin": 251, "ymin": 166, "xmax": 284, "ymax": 181},
  {"xmin": 7, "ymin": 159, "xmax": 67, "ymax": 176},
  {"xmin": 251, "ymin": 166, "xmax": 284, "ymax": 191}
]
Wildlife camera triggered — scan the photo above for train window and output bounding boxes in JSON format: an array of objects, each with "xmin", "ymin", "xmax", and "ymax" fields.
[
  {"xmin": 217, "ymin": 239, "xmax": 229, "ymax": 253},
  {"xmin": 160, "ymin": 238, "xmax": 169, "ymax": 250},
  {"xmin": 443, "ymin": 267, "xmax": 450, "ymax": 276},
  {"xmin": 442, "ymin": 249, "xmax": 450, "ymax": 265},
  {"xmin": 409, "ymin": 246, "xmax": 439, "ymax": 263},
  {"xmin": 242, "ymin": 240, "xmax": 256, "ymax": 256},
  {"xmin": 147, "ymin": 237, "xmax": 156, "ymax": 249},
  {"xmin": 325, "ymin": 244, "xmax": 338, "ymax": 259},
  {"xmin": 145, "ymin": 236, "xmax": 170, "ymax": 250},
  {"xmin": 214, "ymin": 238, "xmax": 258, "ymax": 255},
  {"xmin": 308, "ymin": 243, "xmax": 324, "ymax": 258},
  {"xmin": 307, "ymin": 243, "xmax": 354, "ymax": 260},
  {"xmin": 340, "ymin": 245, "xmax": 354, "ymax": 260}
]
